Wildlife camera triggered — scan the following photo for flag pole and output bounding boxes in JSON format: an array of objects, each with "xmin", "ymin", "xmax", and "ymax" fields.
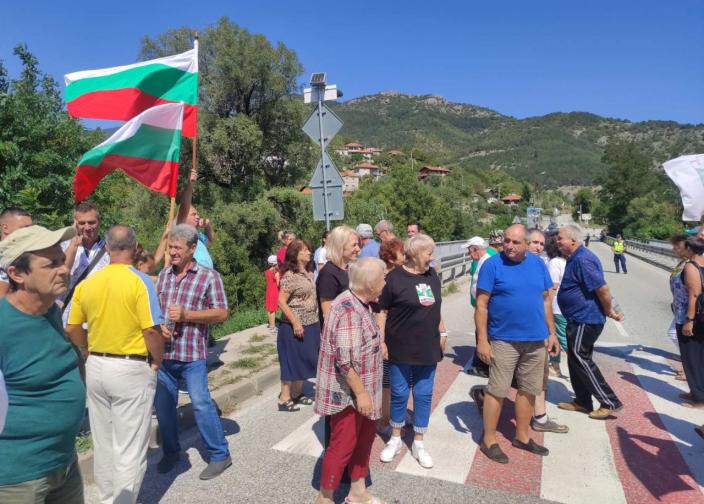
[{"xmin": 192, "ymin": 32, "xmax": 199, "ymax": 179}]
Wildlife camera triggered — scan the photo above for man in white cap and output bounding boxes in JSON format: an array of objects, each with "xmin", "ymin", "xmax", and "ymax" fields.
[
  {"xmin": 462, "ymin": 237, "xmax": 492, "ymax": 378},
  {"xmin": 357, "ymin": 223, "xmax": 380, "ymax": 258},
  {"xmin": 0, "ymin": 225, "xmax": 86, "ymax": 503}
]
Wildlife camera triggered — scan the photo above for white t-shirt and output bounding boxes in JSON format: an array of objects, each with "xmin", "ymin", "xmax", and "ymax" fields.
[
  {"xmin": 548, "ymin": 257, "xmax": 566, "ymax": 315},
  {"xmin": 471, "ymin": 252, "xmax": 492, "ymax": 302},
  {"xmin": 0, "ymin": 370, "xmax": 7, "ymax": 434}
]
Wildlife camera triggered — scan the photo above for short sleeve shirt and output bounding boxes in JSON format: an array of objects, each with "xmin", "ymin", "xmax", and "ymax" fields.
[
  {"xmin": 157, "ymin": 262, "xmax": 228, "ymax": 362},
  {"xmin": 280, "ymin": 271, "xmax": 319, "ymax": 326},
  {"xmin": 68, "ymin": 264, "xmax": 164, "ymax": 355},
  {"xmin": 316, "ymin": 262, "xmax": 349, "ymax": 325},
  {"xmin": 359, "ymin": 240, "xmax": 381, "ymax": 258},
  {"xmin": 548, "ymin": 257, "xmax": 566, "ymax": 315},
  {"xmin": 477, "ymin": 253, "xmax": 552, "ymax": 342},
  {"xmin": 378, "ymin": 267, "xmax": 443, "ymax": 365},
  {"xmin": 194, "ymin": 232, "xmax": 214, "ymax": 269},
  {"xmin": 557, "ymin": 246, "xmax": 607, "ymax": 324},
  {"xmin": 0, "ymin": 300, "xmax": 85, "ymax": 485}
]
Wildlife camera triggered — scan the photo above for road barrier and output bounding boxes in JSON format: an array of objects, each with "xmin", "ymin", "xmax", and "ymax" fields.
[{"xmin": 436, "ymin": 240, "xmax": 474, "ymax": 285}]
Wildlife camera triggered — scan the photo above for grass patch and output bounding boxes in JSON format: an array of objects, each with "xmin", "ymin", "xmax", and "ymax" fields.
[
  {"xmin": 249, "ymin": 334, "xmax": 267, "ymax": 343},
  {"xmin": 442, "ymin": 282, "xmax": 460, "ymax": 297},
  {"xmin": 76, "ymin": 433, "xmax": 93, "ymax": 454},
  {"xmin": 243, "ymin": 344, "xmax": 276, "ymax": 355},
  {"xmin": 212, "ymin": 309, "xmax": 269, "ymax": 339},
  {"xmin": 229, "ymin": 357, "xmax": 260, "ymax": 369}
]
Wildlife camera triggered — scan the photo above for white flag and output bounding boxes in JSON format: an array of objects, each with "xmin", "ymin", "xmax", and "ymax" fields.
[{"xmin": 663, "ymin": 154, "xmax": 704, "ymax": 221}]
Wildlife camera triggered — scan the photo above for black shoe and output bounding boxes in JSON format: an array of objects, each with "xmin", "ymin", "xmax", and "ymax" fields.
[
  {"xmin": 467, "ymin": 367, "xmax": 489, "ymax": 378},
  {"xmin": 512, "ymin": 438, "xmax": 549, "ymax": 456},
  {"xmin": 480, "ymin": 440, "xmax": 508, "ymax": 464},
  {"xmin": 157, "ymin": 453, "xmax": 180, "ymax": 474},
  {"xmin": 199, "ymin": 456, "xmax": 232, "ymax": 480}
]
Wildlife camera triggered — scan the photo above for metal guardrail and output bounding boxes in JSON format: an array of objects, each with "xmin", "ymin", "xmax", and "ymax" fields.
[
  {"xmin": 436, "ymin": 240, "xmax": 474, "ymax": 286},
  {"xmin": 604, "ymin": 236, "xmax": 676, "ymax": 258}
]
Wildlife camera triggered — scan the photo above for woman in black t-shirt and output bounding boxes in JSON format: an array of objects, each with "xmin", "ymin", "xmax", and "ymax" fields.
[
  {"xmin": 315, "ymin": 225, "xmax": 360, "ymax": 325},
  {"xmin": 377, "ymin": 234, "xmax": 447, "ymax": 470}
]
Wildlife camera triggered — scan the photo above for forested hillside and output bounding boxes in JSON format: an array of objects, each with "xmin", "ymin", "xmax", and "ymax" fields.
[{"xmin": 332, "ymin": 92, "xmax": 704, "ymax": 186}]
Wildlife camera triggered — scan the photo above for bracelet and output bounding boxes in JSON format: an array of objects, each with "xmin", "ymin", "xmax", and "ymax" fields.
[
  {"xmin": 440, "ymin": 332, "xmax": 448, "ymax": 337},
  {"xmin": 686, "ymin": 317, "xmax": 695, "ymax": 323}
]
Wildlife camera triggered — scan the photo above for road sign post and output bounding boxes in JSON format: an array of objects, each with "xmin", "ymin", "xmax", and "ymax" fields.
[{"xmin": 303, "ymin": 73, "xmax": 344, "ymax": 230}]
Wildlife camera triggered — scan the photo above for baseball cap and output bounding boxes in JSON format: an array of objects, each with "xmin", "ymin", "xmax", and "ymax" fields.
[
  {"xmin": 489, "ymin": 229, "xmax": 504, "ymax": 244},
  {"xmin": 267, "ymin": 255, "xmax": 278, "ymax": 266},
  {"xmin": 356, "ymin": 223, "xmax": 373, "ymax": 238},
  {"xmin": 461, "ymin": 236, "xmax": 487, "ymax": 249},
  {"xmin": 0, "ymin": 225, "xmax": 76, "ymax": 269}
]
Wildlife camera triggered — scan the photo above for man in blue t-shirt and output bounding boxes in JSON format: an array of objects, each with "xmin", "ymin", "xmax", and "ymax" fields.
[
  {"xmin": 475, "ymin": 224, "xmax": 559, "ymax": 464},
  {"xmin": 556, "ymin": 225, "xmax": 624, "ymax": 420}
]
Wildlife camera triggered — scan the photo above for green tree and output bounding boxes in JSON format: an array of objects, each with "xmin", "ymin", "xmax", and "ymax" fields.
[
  {"xmin": 598, "ymin": 143, "xmax": 657, "ymax": 233},
  {"xmin": 139, "ymin": 18, "xmax": 315, "ymax": 200},
  {"xmin": 0, "ymin": 45, "xmax": 101, "ymax": 226}
]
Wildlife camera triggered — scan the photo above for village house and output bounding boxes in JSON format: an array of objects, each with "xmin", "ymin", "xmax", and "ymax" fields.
[
  {"xmin": 417, "ymin": 165, "xmax": 451, "ymax": 180},
  {"xmin": 501, "ymin": 193, "xmax": 522, "ymax": 205}
]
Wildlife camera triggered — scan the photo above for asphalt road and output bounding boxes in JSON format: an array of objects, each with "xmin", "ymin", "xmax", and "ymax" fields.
[{"xmin": 84, "ymin": 242, "xmax": 703, "ymax": 503}]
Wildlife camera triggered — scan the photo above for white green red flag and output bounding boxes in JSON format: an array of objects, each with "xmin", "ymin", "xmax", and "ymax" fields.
[
  {"xmin": 74, "ymin": 103, "xmax": 184, "ymax": 202},
  {"xmin": 65, "ymin": 44, "xmax": 198, "ymax": 137},
  {"xmin": 663, "ymin": 154, "xmax": 704, "ymax": 222}
]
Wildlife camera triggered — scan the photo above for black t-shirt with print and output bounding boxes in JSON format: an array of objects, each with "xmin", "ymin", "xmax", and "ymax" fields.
[
  {"xmin": 316, "ymin": 261, "xmax": 349, "ymax": 326},
  {"xmin": 378, "ymin": 266, "xmax": 442, "ymax": 366}
]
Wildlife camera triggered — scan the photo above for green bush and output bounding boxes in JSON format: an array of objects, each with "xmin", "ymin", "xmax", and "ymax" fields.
[{"xmin": 212, "ymin": 309, "xmax": 269, "ymax": 339}]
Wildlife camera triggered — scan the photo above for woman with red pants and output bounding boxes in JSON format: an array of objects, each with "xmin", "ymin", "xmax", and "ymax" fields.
[{"xmin": 314, "ymin": 257, "xmax": 388, "ymax": 504}]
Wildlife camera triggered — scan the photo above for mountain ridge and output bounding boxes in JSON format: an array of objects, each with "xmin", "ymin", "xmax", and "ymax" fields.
[{"xmin": 329, "ymin": 92, "xmax": 704, "ymax": 185}]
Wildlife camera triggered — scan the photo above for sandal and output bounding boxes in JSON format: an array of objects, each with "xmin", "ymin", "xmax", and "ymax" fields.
[
  {"xmin": 292, "ymin": 394, "xmax": 314, "ymax": 406},
  {"xmin": 278, "ymin": 394, "xmax": 300, "ymax": 412}
]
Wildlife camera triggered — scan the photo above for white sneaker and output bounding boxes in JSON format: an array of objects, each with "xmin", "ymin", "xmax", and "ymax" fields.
[
  {"xmin": 412, "ymin": 442, "xmax": 433, "ymax": 469},
  {"xmin": 380, "ymin": 437, "xmax": 402, "ymax": 463}
]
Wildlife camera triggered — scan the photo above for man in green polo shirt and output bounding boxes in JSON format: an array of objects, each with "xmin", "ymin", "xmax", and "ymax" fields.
[{"xmin": 0, "ymin": 225, "xmax": 86, "ymax": 503}]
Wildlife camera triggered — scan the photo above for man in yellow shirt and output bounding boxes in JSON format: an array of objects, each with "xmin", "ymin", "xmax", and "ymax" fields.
[
  {"xmin": 66, "ymin": 225, "xmax": 164, "ymax": 504},
  {"xmin": 612, "ymin": 233, "xmax": 627, "ymax": 274}
]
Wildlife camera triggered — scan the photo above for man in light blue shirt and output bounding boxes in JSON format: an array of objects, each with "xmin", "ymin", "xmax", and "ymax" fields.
[{"xmin": 356, "ymin": 223, "xmax": 380, "ymax": 258}]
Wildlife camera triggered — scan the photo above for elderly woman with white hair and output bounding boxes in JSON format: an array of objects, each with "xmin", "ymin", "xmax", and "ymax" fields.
[
  {"xmin": 377, "ymin": 234, "xmax": 446, "ymax": 469},
  {"xmin": 314, "ymin": 257, "xmax": 388, "ymax": 504}
]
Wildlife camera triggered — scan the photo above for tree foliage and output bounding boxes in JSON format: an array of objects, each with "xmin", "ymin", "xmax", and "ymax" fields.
[
  {"xmin": 597, "ymin": 143, "xmax": 682, "ymax": 238},
  {"xmin": 0, "ymin": 45, "xmax": 101, "ymax": 227}
]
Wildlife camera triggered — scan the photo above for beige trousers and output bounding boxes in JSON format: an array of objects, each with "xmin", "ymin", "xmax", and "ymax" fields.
[{"xmin": 86, "ymin": 356, "xmax": 156, "ymax": 504}]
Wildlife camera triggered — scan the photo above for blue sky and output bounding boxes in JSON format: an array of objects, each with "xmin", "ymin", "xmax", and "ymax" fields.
[{"xmin": 2, "ymin": 0, "xmax": 703, "ymax": 124}]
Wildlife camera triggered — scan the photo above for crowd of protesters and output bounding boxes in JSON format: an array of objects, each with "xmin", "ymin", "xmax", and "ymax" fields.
[{"xmin": 1, "ymin": 192, "xmax": 703, "ymax": 503}]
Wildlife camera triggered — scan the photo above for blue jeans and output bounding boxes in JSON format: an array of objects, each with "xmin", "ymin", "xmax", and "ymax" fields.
[
  {"xmin": 155, "ymin": 359, "xmax": 230, "ymax": 461},
  {"xmin": 388, "ymin": 363, "xmax": 437, "ymax": 434},
  {"xmin": 614, "ymin": 254, "xmax": 627, "ymax": 273}
]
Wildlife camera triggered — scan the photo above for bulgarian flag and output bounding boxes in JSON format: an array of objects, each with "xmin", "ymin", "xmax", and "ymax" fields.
[
  {"xmin": 65, "ymin": 44, "xmax": 198, "ymax": 137},
  {"xmin": 74, "ymin": 103, "xmax": 184, "ymax": 202}
]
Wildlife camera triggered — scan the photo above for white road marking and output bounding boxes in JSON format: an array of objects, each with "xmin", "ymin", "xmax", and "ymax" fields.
[
  {"xmin": 394, "ymin": 371, "xmax": 486, "ymax": 482},
  {"xmin": 272, "ymin": 413, "xmax": 324, "ymax": 458},
  {"xmin": 541, "ymin": 369, "xmax": 627, "ymax": 504},
  {"xmin": 626, "ymin": 348, "xmax": 704, "ymax": 495}
]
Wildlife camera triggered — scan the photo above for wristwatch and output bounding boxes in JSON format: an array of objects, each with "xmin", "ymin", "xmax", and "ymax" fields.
[{"xmin": 686, "ymin": 317, "xmax": 696, "ymax": 322}]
